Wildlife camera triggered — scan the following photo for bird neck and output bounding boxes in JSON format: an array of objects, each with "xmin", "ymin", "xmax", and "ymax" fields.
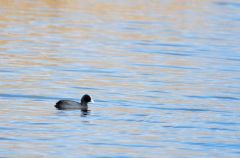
[{"xmin": 80, "ymin": 102, "xmax": 88, "ymax": 111}]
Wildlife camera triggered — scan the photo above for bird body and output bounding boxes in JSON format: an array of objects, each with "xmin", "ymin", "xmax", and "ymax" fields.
[{"xmin": 55, "ymin": 94, "xmax": 93, "ymax": 112}]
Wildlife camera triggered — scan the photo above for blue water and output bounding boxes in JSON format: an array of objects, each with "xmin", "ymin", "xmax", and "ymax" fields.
[{"xmin": 0, "ymin": 0, "xmax": 239, "ymax": 157}]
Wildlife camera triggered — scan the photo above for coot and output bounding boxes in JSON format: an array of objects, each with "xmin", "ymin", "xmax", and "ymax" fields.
[{"xmin": 55, "ymin": 94, "xmax": 93, "ymax": 111}]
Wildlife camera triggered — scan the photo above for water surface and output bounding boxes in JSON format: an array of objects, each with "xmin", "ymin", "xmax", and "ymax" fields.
[{"xmin": 0, "ymin": 0, "xmax": 239, "ymax": 157}]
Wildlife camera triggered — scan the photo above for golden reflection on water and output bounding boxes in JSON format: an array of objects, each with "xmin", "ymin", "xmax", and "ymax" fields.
[
  {"xmin": 0, "ymin": 0, "xmax": 230, "ymax": 105},
  {"xmin": 0, "ymin": 0, "xmax": 233, "ymax": 93},
  {"xmin": 0, "ymin": 0, "xmax": 211, "ymax": 47}
]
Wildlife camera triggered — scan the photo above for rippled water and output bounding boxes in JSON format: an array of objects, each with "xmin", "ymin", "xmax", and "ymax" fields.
[{"xmin": 0, "ymin": 0, "xmax": 240, "ymax": 157}]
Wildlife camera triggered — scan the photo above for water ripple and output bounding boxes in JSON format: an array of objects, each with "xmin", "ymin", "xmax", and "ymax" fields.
[
  {"xmin": 186, "ymin": 95, "xmax": 240, "ymax": 101},
  {"xmin": 0, "ymin": 93, "xmax": 73, "ymax": 101}
]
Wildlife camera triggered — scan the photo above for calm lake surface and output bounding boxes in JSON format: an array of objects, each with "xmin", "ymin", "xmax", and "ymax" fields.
[{"xmin": 0, "ymin": 0, "xmax": 239, "ymax": 157}]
